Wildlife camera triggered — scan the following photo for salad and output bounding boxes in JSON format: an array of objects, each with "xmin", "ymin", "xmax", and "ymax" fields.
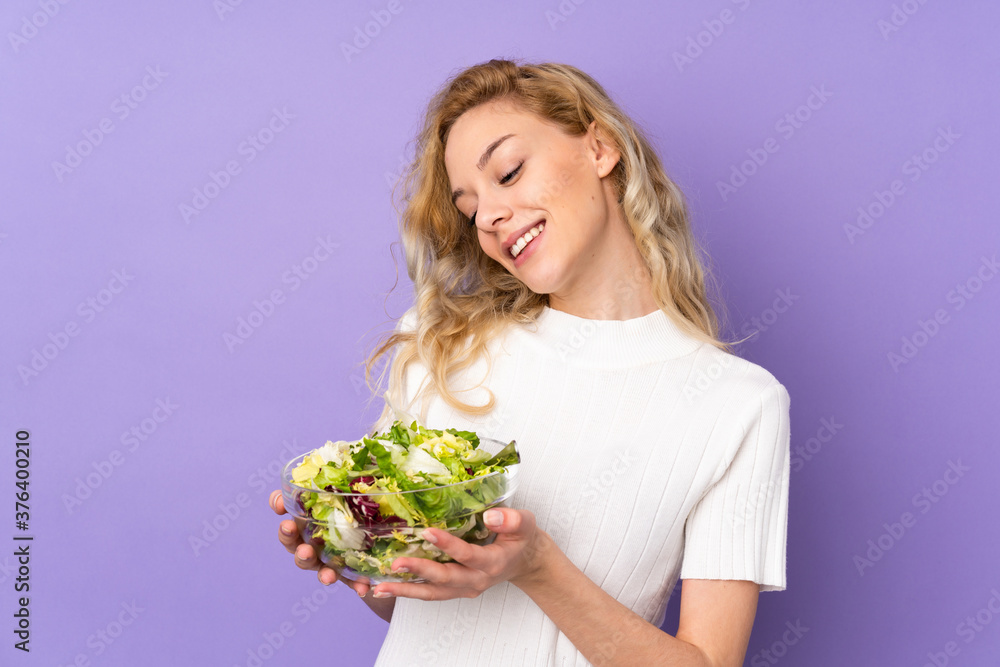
[{"xmin": 286, "ymin": 419, "xmax": 520, "ymax": 581}]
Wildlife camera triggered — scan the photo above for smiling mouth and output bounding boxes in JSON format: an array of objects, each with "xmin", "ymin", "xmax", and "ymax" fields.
[{"xmin": 510, "ymin": 222, "xmax": 545, "ymax": 258}]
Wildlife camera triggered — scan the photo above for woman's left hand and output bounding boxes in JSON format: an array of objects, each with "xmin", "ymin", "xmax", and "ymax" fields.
[{"xmin": 371, "ymin": 507, "xmax": 551, "ymax": 601}]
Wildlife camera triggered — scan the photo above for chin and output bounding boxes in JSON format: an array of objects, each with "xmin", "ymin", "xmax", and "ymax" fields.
[
  {"xmin": 496, "ymin": 251, "xmax": 562, "ymax": 295},
  {"xmin": 519, "ymin": 273, "xmax": 560, "ymax": 297}
]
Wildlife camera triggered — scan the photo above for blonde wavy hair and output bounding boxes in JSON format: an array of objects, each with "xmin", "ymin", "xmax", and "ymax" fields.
[{"xmin": 362, "ymin": 58, "xmax": 735, "ymax": 426}]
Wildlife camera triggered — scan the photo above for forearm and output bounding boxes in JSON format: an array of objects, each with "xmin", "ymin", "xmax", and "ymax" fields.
[{"xmin": 513, "ymin": 533, "xmax": 712, "ymax": 667}]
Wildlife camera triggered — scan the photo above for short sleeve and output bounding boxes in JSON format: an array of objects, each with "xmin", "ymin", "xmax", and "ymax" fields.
[{"xmin": 679, "ymin": 381, "xmax": 791, "ymax": 592}]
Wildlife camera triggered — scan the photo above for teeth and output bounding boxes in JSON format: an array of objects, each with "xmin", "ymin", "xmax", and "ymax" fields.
[{"xmin": 510, "ymin": 223, "xmax": 544, "ymax": 258}]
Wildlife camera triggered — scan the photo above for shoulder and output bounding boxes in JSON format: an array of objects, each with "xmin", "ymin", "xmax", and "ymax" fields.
[
  {"xmin": 397, "ymin": 305, "xmax": 419, "ymax": 334},
  {"xmin": 687, "ymin": 344, "xmax": 790, "ymax": 416},
  {"xmin": 394, "ymin": 304, "xmax": 518, "ymax": 353}
]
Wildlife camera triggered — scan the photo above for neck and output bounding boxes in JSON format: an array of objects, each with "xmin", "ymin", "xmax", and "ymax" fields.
[{"xmin": 547, "ymin": 211, "xmax": 659, "ymax": 320}]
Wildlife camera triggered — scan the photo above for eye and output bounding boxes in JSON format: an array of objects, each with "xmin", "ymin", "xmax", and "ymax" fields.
[
  {"xmin": 499, "ymin": 162, "xmax": 522, "ymax": 185},
  {"xmin": 467, "ymin": 162, "xmax": 523, "ymax": 227}
]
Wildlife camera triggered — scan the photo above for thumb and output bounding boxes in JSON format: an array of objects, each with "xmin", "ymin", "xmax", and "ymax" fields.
[{"xmin": 484, "ymin": 508, "xmax": 533, "ymax": 535}]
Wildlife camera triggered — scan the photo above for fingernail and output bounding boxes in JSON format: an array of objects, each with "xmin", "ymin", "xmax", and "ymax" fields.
[
  {"xmin": 281, "ymin": 525, "xmax": 294, "ymax": 536},
  {"xmin": 423, "ymin": 530, "xmax": 438, "ymax": 544},
  {"xmin": 484, "ymin": 509, "xmax": 503, "ymax": 527},
  {"xmin": 394, "ymin": 566, "xmax": 409, "ymax": 574},
  {"xmin": 373, "ymin": 590, "xmax": 394, "ymax": 598},
  {"xmin": 357, "ymin": 588, "xmax": 365, "ymax": 597}
]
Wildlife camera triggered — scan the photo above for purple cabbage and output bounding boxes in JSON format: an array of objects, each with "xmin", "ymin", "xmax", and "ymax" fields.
[{"xmin": 346, "ymin": 475, "xmax": 408, "ymax": 540}]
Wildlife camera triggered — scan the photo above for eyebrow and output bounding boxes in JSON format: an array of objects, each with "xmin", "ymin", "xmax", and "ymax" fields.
[{"xmin": 450, "ymin": 133, "xmax": 516, "ymax": 206}]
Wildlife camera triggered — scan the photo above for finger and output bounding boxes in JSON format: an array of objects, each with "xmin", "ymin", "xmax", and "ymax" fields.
[
  {"xmin": 278, "ymin": 520, "xmax": 302, "ymax": 553},
  {"xmin": 418, "ymin": 528, "xmax": 488, "ymax": 570},
  {"xmin": 342, "ymin": 575, "xmax": 371, "ymax": 598},
  {"xmin": 319, "ymin": 567, "xmax": 371, "ymax": 597},
  {"xmin": 388, "ymin": 557, "xmax": 487, "ymax": 592},
  {"xmin": 483, "ymin": 507, "xmax": 533, "ymax": 535},
  {"xmin": 421, "ymin": 518, "xmax": 522, "ymax": 573},
  {"xmin": 310, "ymin": 562, "xmax": 373, "ymax": 601},
  {"xmin": 371, "ymin": 579, "xmax": 472, "ymax": 602},
  {"xmin": 269, "ymin": 490, "xmax": 287, "ymax": 515},
  {"xmin": 317, "ymin": 565, "xmax": 339, "ymax": 586},
  {"xmin": 293, "ymin": 543, "xmax": 321, "ymax": 571}
]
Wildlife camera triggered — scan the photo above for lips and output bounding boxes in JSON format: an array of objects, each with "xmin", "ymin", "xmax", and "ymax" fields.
[{"xmin": 503, "ymin": 219, "xmax": 545, "ymax": 258}]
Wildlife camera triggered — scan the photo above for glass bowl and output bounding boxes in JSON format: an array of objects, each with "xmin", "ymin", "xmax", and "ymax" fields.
[{"xmin": 281, "ymin": 437, "xmax": 519, "ymax": 585}]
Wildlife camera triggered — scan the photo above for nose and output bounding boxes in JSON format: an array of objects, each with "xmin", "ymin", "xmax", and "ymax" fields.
[{"xmin": 474, "ymin": 190, "xmax": 512, "ymax": 230}]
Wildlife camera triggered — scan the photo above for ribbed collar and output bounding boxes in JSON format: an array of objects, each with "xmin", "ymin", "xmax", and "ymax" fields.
[{"xmin": 515, "ymin": 305, "xmax": 704, "ymax": 368}]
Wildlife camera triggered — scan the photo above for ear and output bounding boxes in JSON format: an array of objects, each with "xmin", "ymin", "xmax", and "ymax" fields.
[{"xmin": 586, "ymin": 120, "xmax": 621, "ymax": 178}]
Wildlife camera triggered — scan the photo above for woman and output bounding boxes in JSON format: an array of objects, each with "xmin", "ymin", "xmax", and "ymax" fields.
[{"xmin": 270, "ymin": 58, "xmax": 791, "ymax": 666}]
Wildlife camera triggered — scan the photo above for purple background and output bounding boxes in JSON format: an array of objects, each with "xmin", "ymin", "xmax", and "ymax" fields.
[{"xmin": 3, "ymin": 1, "xmax": 998, "ymax": 665}]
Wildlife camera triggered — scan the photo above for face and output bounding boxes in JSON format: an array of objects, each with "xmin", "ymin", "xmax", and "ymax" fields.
[{"xmin": 444, "ymin": 99, "xmax": 622, "ymax": 300}]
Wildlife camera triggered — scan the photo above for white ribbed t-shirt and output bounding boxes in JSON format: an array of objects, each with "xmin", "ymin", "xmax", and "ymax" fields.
[{"xmin": 372, "ymin": 304, "xmax": 791, "ymax": 667}]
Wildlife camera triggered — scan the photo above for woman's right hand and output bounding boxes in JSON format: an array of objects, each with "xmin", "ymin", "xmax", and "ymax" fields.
[{"xmin": 269, "ymin": 489, "xmax": 372, "ymax": 598}]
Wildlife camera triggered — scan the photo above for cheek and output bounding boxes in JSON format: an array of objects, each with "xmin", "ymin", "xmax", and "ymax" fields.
[
  {"xmin": 538, "ymin": 159, "xmax": 595, "ymax": 214},
  {"xmin": 478, "ymin": 233, "xmax": 506, "ymax": 263}
]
